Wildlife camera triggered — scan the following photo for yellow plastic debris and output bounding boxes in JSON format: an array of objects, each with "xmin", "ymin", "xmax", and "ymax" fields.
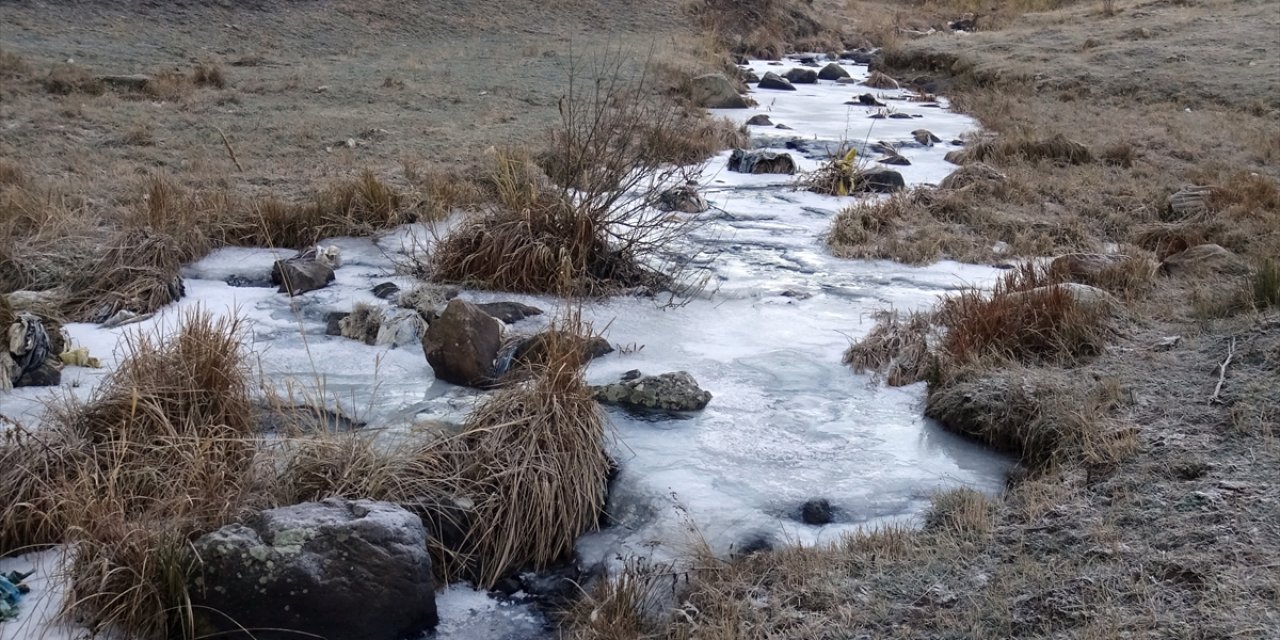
[{"xmin": 60, "ymin": 346, "xmax": 102, "ymax": 368}]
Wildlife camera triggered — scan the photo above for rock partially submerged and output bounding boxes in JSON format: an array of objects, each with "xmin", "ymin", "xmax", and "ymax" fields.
[
  {"xmin": 190, "ymin": 499, "xmax": 437, "ymax": 640},
  {"xmin": 853, "ymin": 169, "xmax": 906, "ymax": 193},
  {"xmin": 817, "ymin": 62, "xmax": 850, "ymax": 81},
  {"xmin": 475, "ymin": 301, "xmax": 544, "ymax": 324},
  {"xmin": 655, "ymin": 184, "xmax": 710, "ymax": 213},
  {"xmin": 594, "ymin": 370, "xmax": 712, "ymax": 412},
  {"xmin": 423, "ymin": 299, "xmax": 504, "ymax": 388},
  {"xmin": 784, "ymin": 67, "xmax": 818, "ymax": 84},
  {"xmin": 745, "ymin": 114, "xmax": 773, "ymax": 127},
  {"xmin": 757, "ymin": 71, "xmax": 796, "ymax": 91},
  {"xmin": 271, "ymin": 246, "xmax": 341, "ymax": 296},
  {"xmin": 728, "ymin": 149, "xmax": 797, "ymax": 175}
]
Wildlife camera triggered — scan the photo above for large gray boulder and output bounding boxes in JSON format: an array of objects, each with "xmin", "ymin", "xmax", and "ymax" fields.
[
  {"xmin": 688, "ymin": 73, "xmax": 749, "ymax": 109},
  {"xmin": 189, "ymin": 499, "xmax": 438, "ymax": 640},
  {"xmin": 423, "ymin": 299, "xmax": 504, "ymax": 387},
  {"xmin": 595, "ymin": 371, "xmax": 712, "ymax": 412}
]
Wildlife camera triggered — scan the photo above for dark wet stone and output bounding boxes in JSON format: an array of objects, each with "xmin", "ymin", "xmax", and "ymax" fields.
[
  {"xmin": 324, "ymin": 311, "xmax": 349, "ymax": 336},
  {"xmin": 800, "ymin": 498, "xmax": 834, "ymax": 525},
  {"xmin": 475, "ymin": 301, "xmax": 544, "ymax": 324},
  {"xmin": 372, "ymin": 281, "xmax": 401, "ymax": 300}
]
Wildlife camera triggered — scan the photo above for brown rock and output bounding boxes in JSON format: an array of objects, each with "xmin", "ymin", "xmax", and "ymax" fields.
[
  {"xmin": 422, "ymin": 299, "xmax": 504, "ymax": 387},
  {"xmin": 1159, "ymin": 244, "xmax": 1247, "ymax": 277}
]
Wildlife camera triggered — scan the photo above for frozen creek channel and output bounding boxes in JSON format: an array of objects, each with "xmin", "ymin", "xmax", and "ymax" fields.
[{"xmin": 0, "ymin": 58, "xmax": 1012, "ymax": 639}]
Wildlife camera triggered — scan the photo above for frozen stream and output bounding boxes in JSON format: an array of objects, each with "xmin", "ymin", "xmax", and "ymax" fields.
[{"xmin": 0, "ymin": 58, "xmax": 1011, "ymax": 638}]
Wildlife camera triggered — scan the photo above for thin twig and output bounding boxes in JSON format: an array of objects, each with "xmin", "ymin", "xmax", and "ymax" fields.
[
  {"xmin": 215, "ymin": 126, "xmax": 244, "ymax": 172},
  {"xmin": 1209, "ymin": 337, "xmax": 1236, "ymax": 405}
]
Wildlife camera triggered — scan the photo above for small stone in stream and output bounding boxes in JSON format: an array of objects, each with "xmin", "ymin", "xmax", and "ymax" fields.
[
  {"xmin": 862, "ymin": 70, "xmax": 899, "ymax": 89},
  {"xmin": 775, "ymin": 123, "xmax": 793, "ymax": 129},
  {"xmin": 324, "ymin": 311, "xmax": 348, "ymax": 337},
  {"xmin": 757, "ymin": 71, "xmax": 796, "ymax": 91},
  {"xmin": 475, "ymin": 301, "xmax": 544, "ymax": 324},
  {"xmin": 912, "ymin": 129, "xmax": 943, "ymax": 146},
  {"xmin": 951, "ymin": 139, "xmax": 965, "ymax": 146},
  {"xmin": 800, "ymin": 499, "xmax": 834, "ymax": 525},
  {"xmin": 655, "ymin": 184, "xmax": 710, "ymax": 213},
  {"xmin": 372, "ymin": 281, "xmax": 401, "ymax": 300},
  {"xmin": 817, "ymin": 62, "xmax": 850, "ymax": 81},
  {"xmin": 14, "ymin": 362, "xmax": 60, "ymax": 388},
  {"xmin": 869, "ymin": 113, "xmax": 886, "ymax": 119},
  {"xmin": 621, "ymin": 369, "xmax": 642, "ymax": 381},
  {"xmin": 878, "ymin": 153, "xmax": 911, "ymax": 166},
  {"xmin": 509, "ymin": 331, "xmax": 613, "ymax": 371},
  {"xmin": 739, "ymin": 68, "xmax": 760, "ymax": 84},
  {"xmin": 735, "ymin": 535, "xmax": 773, "ymax": 556},
  {"xmin": 227, "ymin": 274, "xmax": 272, "ymax": 288},
  {"xmin": 852, "ymin": 169, "xmax": 906, "ymax": 193},
  {"xmin": 780, "ymin": 289, "xmax": 812, "ymax": 300},
  {"xmin": 888, "ymin": 112, "xmax": 913, "ymax": 119},
  {"xmin": 745, "ymin": 114, "xmax": 773, "ymax": 126},
  {"xmin": 840, "ymin": 49, "xmax": 878, "ymax": 65},
  {"xmin": 271, "ymin": 248, "xmax": 336, "ymax": 296},
  {"xmin": 835, "ymin": 77, "xmax": 858, "ymax": 84},
  {"xmin": 856, "ymin": 93, "xmax": 885, "ymax": 107},
  {"xmin": 518, "ymin": 565, "xmax": 582, "ymax": 606}
]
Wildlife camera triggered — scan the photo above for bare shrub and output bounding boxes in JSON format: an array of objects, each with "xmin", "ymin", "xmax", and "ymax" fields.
[{"xmin": 432, "ymin": 54, "xmax": 705, "ymax": 296}]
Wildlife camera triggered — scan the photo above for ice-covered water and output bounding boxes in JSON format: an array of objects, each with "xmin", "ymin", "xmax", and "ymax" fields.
[{"xmin": 0, "ymin": 57, "xmax": 1011, "ymax": 637}]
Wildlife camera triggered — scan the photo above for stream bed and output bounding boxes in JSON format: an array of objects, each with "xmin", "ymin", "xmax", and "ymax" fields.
[{"xmin": 0, "ymin": 57, "xmax": 1012, "ymax": 639}]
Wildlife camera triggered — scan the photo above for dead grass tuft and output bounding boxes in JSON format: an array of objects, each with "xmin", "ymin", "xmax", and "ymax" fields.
[
  {"xmin": 844, "ymin": 310, "xmax": 934, "ymax": 386},
  {"xmin": 690, "ymin": 0, "xmax": 840, "ymax": 59},
  {"xmin": 1253, "ymin": 259, "xmax": 1280, "ymax": 310},
  {"xmin": 61, "ymin": 230, "xmax": 189, "ymax": 323},
  {"xmin": 0, "ymin": 311, "xmax": 259, "ymax": 638},
  {"xmin": 934, "ymin": 265, "xmax": 1112, "ymax": 374},
  {"xmin": 191, "ymin": 63, "xmax": 226, "ymax": 89},
  {"xmin": 947, "ymin": 133, "xmax": 1093, "ymax": 166},
  {"xmin": 0, "ymin": 50, "xmax": 30, "ymax": 79},
  {"xmin": 43, "ymin": 64, "xmax": 104, "ymax": 95},
  {"xmin": 142, "ymin": 70, "xmax": 193, "ymax": 102},
  {"xmin": 924, "ymin": 487, "xmax": 995, "ymax": 538},
  {"xmin": 562, "ymin": 558, "xmax": 673, "ymax": 640},
  {"xmin": 459, "ymin": 319, "xmax": 610, "ymax": 586},
  {"xmin": 826, "ymin": 188, "xmax": 988, "ymax": 264}
]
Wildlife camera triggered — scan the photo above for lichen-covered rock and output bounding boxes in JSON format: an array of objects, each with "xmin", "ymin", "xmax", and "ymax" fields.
[
  {"xmin": 189, "ymin": 498, "xmax": 437, "ymax": 640},
  {"xmin": 594, "ymin": 371, "xmax": 712, "ymax": 412}
]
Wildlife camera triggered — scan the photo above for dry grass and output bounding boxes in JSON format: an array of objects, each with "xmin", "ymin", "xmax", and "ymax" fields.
[
  {"xmin": 689, "ymin": 0, "xmax": 841, "ymax": 59},
  {"xmin": 42, "ymin": 64, "xmax": 104, "ymax": 95},
  {"xmin": 190, "ymin": 63, "xmax": 226, "ymax": 89},
  {"xmin": 0, "ymin": 311, "xmax": 258, "ymax": 638},
  {"xmin": 946, "ymin": 133, "xmax": 1093, "ymax": 166},
  {"xmin": 933, "ymin": 265, "xmax": 1112, "ymax": 375},
  {"xmin": 843, "ymin": 309, "xmax": 934, "ymax": 386},
  {"xmin": 923, "ymin": 487, "xmax": 995, "ymax": 538},
  {"xmin": 826, "ymin": 189, "xmax": 990, "ymax": 264},
  {"xmin": 1253, "ymin": 259, "xmax": 1280, "ymax": 310},
  {"xmin": 458, "ymin": 321, "xmax": 610, "ymax": 586}
]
